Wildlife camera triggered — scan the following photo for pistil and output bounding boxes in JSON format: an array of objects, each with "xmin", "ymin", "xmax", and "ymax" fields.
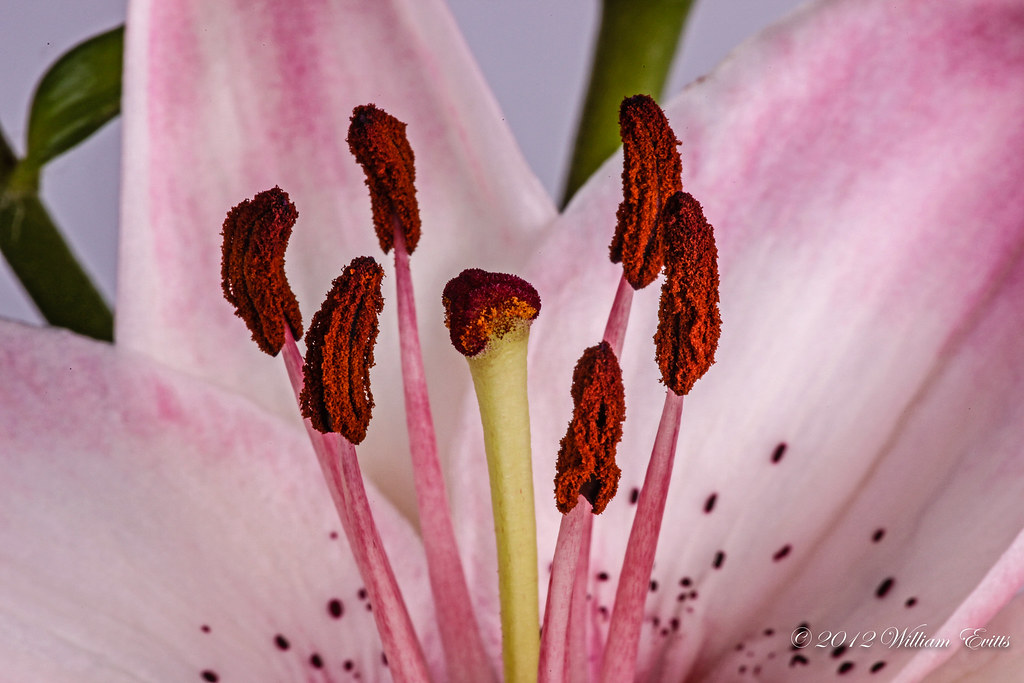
[{"xmin": 444, "ymin": 269, "xmax": 542, "ymax": 683}]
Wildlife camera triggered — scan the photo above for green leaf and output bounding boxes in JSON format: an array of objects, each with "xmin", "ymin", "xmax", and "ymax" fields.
[
  {"xmin": 23, "ymin": 25, "xmax": 123, "ymax": 177},
  {"xmin": 561, "ymin": 0, "xmax": 695, "ymax": 207},
  {"xmin": 1, "ymin": 131, "xmax": 113, "ymax": 342}
]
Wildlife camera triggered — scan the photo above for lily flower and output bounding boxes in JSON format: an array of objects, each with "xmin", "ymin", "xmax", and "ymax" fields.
[{"xmin": 3, "ymin": 0, "xmax": 1024, "ymax": 680}]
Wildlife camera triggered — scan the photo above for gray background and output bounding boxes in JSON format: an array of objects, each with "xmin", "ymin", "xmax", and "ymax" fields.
[{"xmin": 0, "ymin": 0, "xmax": 805, "ymax": 324}]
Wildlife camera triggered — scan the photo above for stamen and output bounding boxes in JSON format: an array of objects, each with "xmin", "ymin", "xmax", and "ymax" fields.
[
  {"xmin": 655, "ymin": 191, "xmax": 721, "ymax": 395},
  {"xmin": 282, "ymin": 329, "xmax": 431, "ymax": 682},
  {"xmin": 609, "ymin": 95, "xmax": 682, "ymax": 289},
  {"xmin": 554, "ymin": 342, "xmax": 626, "ymax": 515},
  {"xmin": 444, "ymin": 268, "xmax": 541, "ymax": 683},
  {"xmin": 300, "ymin": 256, "xmax": 384, "ymax": 442},
  {"xmin": 442, "ymin": 268, "xmax": 541, "ymax": 357},
  {"xmin": 391, "ymin": 227, "xmax": 497, "ymax": 682},
  {"xmin": 601, "ymin": 191, "xmax": 719, "ymax": 683},
  {"xmin": 347, "ymin": 104, "xmax": 421, "ymax": 253},
  {"xmin": 220, "ymin": 186, "xmax": 303, "ymax": 355}
]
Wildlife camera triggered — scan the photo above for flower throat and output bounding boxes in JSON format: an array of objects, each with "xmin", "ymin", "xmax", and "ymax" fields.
[{"xmin": 219, "ymin": 95, "xmax": 719, "ymax": 683}]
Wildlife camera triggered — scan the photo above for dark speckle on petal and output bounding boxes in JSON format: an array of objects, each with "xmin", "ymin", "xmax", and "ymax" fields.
[
  {"xmin": 838, "ymin": 661, "xmax": 854, "ymax": 674},
  {"xmin": 274, "ymin": 634, "xmax": 290, "ymax": 651},
  {"xmin": 328, "ymin": 598, "xmax": 344, "ymax": 618},
  {"xmin": 773, "ymin": 544, "xmax": 792, "ymax": 561},
  {"xmin": 704, "ymin": 493, "xmax": 717, "ymax": 513},
  {"xmin": 772, "ymin": 442, "xmax": 787, "ymax": 463},
  {"xmin": 713, "ymin": 551, "xmax": 725, "ymax": 569},
  {"xmin": 872, "ymin": 528, "xmax": 886, "ymax": 543},
  {"xmin": 876, "ymin": 577, "xmax": 894, "ymax": 598},
  {"xmin": 200, "ymin": 672, "xmax": 218, "ymax": 682}
]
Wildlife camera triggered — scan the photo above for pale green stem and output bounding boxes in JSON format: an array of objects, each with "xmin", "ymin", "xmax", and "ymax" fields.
[
  {"xmin": 0, "ymin": 128, "xmax": 112, "ymax": 340},
  {"xmin": 466, "ymin": 326, "xmax": 540, "ymax": 683},
  {"xmin": 561, "ymin": 0, "xmax": 696, "ymax": 206}
]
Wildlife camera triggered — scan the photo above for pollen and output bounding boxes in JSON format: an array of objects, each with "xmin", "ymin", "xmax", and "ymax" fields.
[
  {"xmin": 300, "ymin": 256, "xmax": 385, "ymax": 443},
  {"xmin": 220, "ymin": 187, "xmax": 303, "ymax": 355},
  {"xmin": 655, "ymin": 191, "xmax": 721, "ymax": 395},
  {"xmin": 609, "ymin": 95, "xmax": 683, "ymax": 290},
  {"xmin": 347, "ymin": 104, "xmax": 421, "ymax": 254},
  {"xmin": 442, "ymin": 269, "xmax": 541, "ymax": 357},
  {"xmin": 554, "ymin": 342, "xmax": 626, "ymax": 514}
]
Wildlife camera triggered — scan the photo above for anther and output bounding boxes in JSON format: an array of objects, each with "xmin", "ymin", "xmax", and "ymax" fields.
[
  {"xmin": 609, "ymin": 95, "xmax": 683, "ymax": 289},
  {"xmin": 220, "ymin": 186, "xmax": 303, "ymax": 355},
  {"xmin": 300, "ymin": 256, "xmax": 385, "ymax": 443},
  {"xmin": 347, "ymin": 104, "xmax": 421, "ymax": 254},
  {"xmin": 554, "ymin": 342, "xmax": 626, "ymax": 514},
  {"xmin": 654, "ymin": 191, "xmax": 721, "ymax": 395},
  {"xmin": 442, "ymin": 269, "xmax": 541, "ymax": 357}
]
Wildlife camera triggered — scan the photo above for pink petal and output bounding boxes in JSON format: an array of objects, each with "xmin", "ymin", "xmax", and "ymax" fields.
[
  {"xmin": 454, "ymin": 0, "xmax": 1024, "ymax": 679},
  {"xmin": 919, "ymin": 588, "xmax": 1024, "ymax": 682},
  {"xmin": 118, "ymin": 0, "xmax": 555, "ymax": 506},
  {"xmin": 0, "ymin": 320, "xmax": 450, "ymax": 680}
]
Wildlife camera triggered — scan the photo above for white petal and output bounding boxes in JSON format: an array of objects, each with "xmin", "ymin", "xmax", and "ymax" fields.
[
  {"xmin": 117, "ymin": 0, "xmax": 556, "ymax": 508},
  {"xmin": 0, "ymin": 320, "xmax": 445, "ymax": 680},
  {"xmin": 454, "ymin": 0, "xmax": 1024, "ymax": 679}
]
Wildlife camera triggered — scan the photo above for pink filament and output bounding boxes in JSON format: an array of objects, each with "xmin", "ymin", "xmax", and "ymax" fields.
[
  {"xmin": 282, "ymin": 329, "xmax": 431, "ymax": 682},
  {"xmin": 539, "ymin": 499, "xmax": 587, "ymax": 683},
  {"xmin": 599, "ymin": 390, "xmax": 684, "ymax": 683},
  {"xmin": 393, "ymin": 226, "xmax": 496, "ymax": 683}
]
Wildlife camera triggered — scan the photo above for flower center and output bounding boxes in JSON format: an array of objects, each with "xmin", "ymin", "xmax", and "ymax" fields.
[{"xmin": 218, "ymin": 94, "xmax": 721, "ymax": 683}]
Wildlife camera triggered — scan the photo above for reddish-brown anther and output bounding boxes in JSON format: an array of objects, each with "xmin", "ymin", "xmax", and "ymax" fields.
[
  {"xmin": 442, "ymin": 269, "xmax": 541, "ymax": 357},
  {"xmin": 300, "ymin": 257, "xmax": 385, "ymax": 443},
  {"xmin": 655, "ymin": 191, "xmax": 721, "ymax": 395},
  {"xmin": 554, "ymin": 342, "xmax": 626, "ymax": 514},
  {"xmin": 221, "ymin": 186, "xmax": 303, "ymax": 356},
  {"xmin": 609, "ymin": 95, "xmax": 683, "ymax": 290},
  {"xmin": 347, "ymin": 104, "xmax": 421, "ymax": 254}
]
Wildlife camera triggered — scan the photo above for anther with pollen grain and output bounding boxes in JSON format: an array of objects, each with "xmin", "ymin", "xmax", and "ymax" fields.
[
  {"xmin": 554, "ymin": 342, "xmax": 626, "ymax": 514},
  {"xmin": 655, "ymin": 191, "xmax": 721, "ymax": 395},
  {"xmin": 442, "ymin": 269, "xmax": 541, "ymax": 357},
  {"xmin": 300, "ymin": 256, "xmax": 384, "ymax": 443},
  {"xmin": 609, "ymin": 95, "xmax": 683, "ymax": 290},
  {"xmin": 220, "ymin": 186, "xmax": 303, "ymax": 355},
  {"xmin": 347, "ymin": 104, "xmax": 421, "ymax": 254}
]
